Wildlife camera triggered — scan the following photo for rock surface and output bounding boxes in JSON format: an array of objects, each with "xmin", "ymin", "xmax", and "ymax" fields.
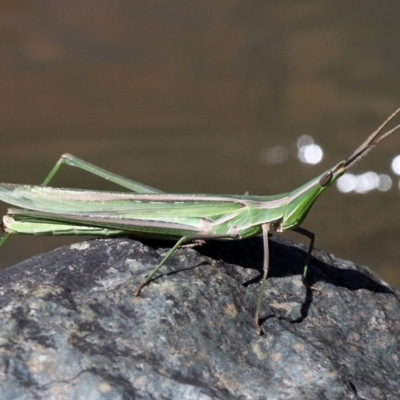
[{"xmin": 0, "ymin": 236, "xmax": 398, "ymax": 400}]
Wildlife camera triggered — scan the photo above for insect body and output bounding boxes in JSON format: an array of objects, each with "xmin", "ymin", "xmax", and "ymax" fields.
[{"xmin": 1, "ymin": 109, "xmax": 400, "ymax": 334}]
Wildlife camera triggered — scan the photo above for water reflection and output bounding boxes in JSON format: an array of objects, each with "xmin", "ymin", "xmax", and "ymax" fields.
[
  {"xmin": 260, "ymin": 145, "xmax": 288, "ymax": 165},
  {"xmin": 391, "ymin": 155, "xmax": 400, "ymax": 175},
  {"xmin": 261, "ymin": 138, "xmax": 399, "ymax": 194},
  {"xmin": 297, "ymin": 137, "xmax": 323, "ymax": 165},
  {"xmin": 336, "ymin": 172, "xmax": 392, "ymax": 194},
  {"xmin": 261, "ymin": 134, "xmax": 324, "ymax": 166}
]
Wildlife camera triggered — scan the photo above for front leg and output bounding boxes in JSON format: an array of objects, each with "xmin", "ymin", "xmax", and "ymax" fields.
[
  {"xmin": 292, "ymin": 226, "xmax": 315, "ymax": 287},
  {"xmin": 254, "ymin": 223, "xmax": 271, "ymax": 335}
]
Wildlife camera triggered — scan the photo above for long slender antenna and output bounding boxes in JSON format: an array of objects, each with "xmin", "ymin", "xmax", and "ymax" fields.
[{"xmin": 345, "ymin": 107, "xmax": 400, "ymax": 169}]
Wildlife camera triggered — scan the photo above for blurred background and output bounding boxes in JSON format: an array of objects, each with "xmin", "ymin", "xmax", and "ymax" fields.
[{"xmin": 1, "ymin": 1, "xmax": 400, "ymax": 287}]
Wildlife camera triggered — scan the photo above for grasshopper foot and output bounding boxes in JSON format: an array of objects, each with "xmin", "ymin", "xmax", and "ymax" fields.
[
  {"xmin": 255, "ymin": 313, "xmax": 264, "ymax": 336},
  {"xmin": 134, "ymin": 281, "xmax": 148, "ymax": 298}
]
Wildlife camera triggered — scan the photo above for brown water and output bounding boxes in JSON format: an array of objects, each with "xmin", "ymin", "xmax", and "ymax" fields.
[{"xmin": 0, "ymin": 2, "xmax": 400, "ymax": 287}]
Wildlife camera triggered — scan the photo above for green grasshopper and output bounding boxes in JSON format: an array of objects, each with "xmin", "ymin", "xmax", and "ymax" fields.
[{"xmin": 1, "ymin": 108, "xmax": 400, "ymax": 334}]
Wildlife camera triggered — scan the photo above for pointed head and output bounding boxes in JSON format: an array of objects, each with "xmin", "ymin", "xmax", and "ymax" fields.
[
  {"xmin": 281, "ymin": 107, "xmax": 400, "ymax": 231},
  {"xmin": 282, "ymin": 161, "xmax": 347, "ymax": 230}
]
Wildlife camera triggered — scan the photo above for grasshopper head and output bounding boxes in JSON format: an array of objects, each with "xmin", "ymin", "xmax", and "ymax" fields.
[
  {"xmin": 282, "ymin": 106, "xmax": 400, "ymax": 230},
  {"xmin": 282, "ymin": 161, "xmax": 347, "ymax": 230}
]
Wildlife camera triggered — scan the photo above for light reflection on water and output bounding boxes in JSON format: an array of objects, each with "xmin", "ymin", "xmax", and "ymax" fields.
[
  {"xmin": 392, "ymin": 155, "xmax": 400, "ymax": 175},
  {"xmin": 261, "ymin": 137, "xmax": 400, "ymax": 194},
  {"xmin": 261, "ymin": 135, "xmax": 324, "ymax": 166},
  {"xmin": 297, "ymin": 142, "xmax": 323, "ymax": 165},
  {"xmin": 260, "ymin": 145, "xmax": 288, "ymax": 165},
  {"xmin": 337, "ymin": 172, "xmax": 392, "ymax": 193}
]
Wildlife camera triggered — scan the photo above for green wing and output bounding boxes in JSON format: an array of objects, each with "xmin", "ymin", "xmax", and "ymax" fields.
[
  {"xmin": 0, "ymin": 184, "xmax": 289, "ymax": 239},
  {"xmin": 0, "ymin": 184, "xmax": 247, "ymax": 233},
  {"xmin": 0, "ymin": 184, "xmax": 245, "ymax": 216}
]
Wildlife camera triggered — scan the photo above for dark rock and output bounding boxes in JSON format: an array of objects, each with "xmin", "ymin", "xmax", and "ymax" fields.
[{"xmin": 0, "ymin": 235, "xmax": 399, "ymax": 400}]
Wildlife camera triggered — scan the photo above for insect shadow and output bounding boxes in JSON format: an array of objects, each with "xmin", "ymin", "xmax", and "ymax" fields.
[
  {"xmin": 193, "ymin": 235, "xmax": 397, "ymax": 324},
  {"xmin": 138, "ymin": 235, "xmax": 396, "ymax": 326}
]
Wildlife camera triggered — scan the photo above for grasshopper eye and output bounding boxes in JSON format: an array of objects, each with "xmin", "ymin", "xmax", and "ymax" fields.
[{"xmin": 319, "ymin": 170, "xmax": 332, "ymax": 186}]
